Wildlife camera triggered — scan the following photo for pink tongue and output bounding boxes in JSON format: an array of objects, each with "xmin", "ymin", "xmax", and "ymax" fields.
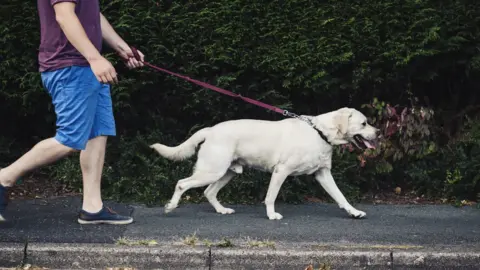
[{"xmin": 364, "ymin": 140, "xmax": 375, "ymax": 149}]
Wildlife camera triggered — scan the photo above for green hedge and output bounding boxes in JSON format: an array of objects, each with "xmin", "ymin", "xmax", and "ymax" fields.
[{"xmin": 1, "ymin": 0, "xmax": 479, "ymax": 205}]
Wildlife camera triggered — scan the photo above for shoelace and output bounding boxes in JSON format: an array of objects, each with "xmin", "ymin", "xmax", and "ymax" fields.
[{"xmin": 105, "ymin": 206, "xmax": 118, "ymax": 215}]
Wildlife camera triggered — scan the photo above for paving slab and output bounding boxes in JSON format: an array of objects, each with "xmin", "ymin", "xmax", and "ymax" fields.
[{"xmin": 0, "ymin": 243, "xmax": 25, "ymax": 268}]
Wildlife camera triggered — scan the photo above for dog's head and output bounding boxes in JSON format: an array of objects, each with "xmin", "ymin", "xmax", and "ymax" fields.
[{"xmin": 313, "ymin": 107, "xmax": 379, "ymax": 149}]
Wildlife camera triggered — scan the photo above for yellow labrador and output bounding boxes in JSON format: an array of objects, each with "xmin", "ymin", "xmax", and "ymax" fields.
[{"xmin": 151, "ymin": 107, "xmax": 379, "ymax": 220}]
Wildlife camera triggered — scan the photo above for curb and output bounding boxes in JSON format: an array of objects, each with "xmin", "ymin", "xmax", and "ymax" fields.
[
  {"xmin": 1, "ymin": 242, "xmax": 479, "ymax": 269},
  {"xmin": 211, "ymin": 248, "xmax": 480, "ymax": 270},
  {"xmin": 0, "ymin": 243, "xmax": 26, "ymax": 268}
]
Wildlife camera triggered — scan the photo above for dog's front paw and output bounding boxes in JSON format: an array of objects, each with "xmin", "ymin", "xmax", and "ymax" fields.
[
  {"xmin": 217, "ymin": 207, "xmax": 235, "ymax": 215},
  {"xmin": 267, "ymin": 212, "xmax": 283, "ymax": 220},
  {"xmin": 164, "ymin": 202, "xmax": 177, "ymax": 213},
  {"xmin": 347, "ymin": 208, "xmax": 366, "ymax": 219}
]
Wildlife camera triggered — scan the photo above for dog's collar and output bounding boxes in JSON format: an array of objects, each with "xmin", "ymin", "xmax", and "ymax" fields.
[
  {"xmin": 302, "ymin": 116, "xmax": 331, "ymax": 145},
  {"xmin": 313, "ymin": 126, "xmax": 331, "ymax": 145}
]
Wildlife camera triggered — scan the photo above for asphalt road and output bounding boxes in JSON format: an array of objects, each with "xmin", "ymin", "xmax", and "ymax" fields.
[{"xmin": 0, "ymin": 196, "xmax": 479, "ymax": 249}]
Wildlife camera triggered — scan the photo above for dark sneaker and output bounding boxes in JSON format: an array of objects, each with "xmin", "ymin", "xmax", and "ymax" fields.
[
  {"xmin": 78, "ymin": 206, "xmax": 133, "ymax": 225},
  {"xmin": 0, "ymin": 184, "xmax": 8, "ymax": 222}
]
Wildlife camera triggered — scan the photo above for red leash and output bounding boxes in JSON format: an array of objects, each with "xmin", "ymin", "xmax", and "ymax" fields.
[
  {"xmin": 130, "ymin": 47, "xmax": 292, "ymax": 116},
  {"xmin": 128, "ymin": 47, "xmax": 334, "ymax": 144}
]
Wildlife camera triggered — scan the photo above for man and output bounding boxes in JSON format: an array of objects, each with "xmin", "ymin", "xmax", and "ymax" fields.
[{"xmin": 0, "ymin": 0, "xmax": 145, "ymax": 224}]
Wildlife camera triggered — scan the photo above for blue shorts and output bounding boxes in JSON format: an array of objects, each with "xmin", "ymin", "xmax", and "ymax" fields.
[{"xmin": 41, "ymin": 66, "xmax": 116, "ymax": 150}]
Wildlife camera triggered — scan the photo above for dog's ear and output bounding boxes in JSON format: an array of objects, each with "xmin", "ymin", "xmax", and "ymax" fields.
[{"xmin": 333, "ymin": 108, "xmax": 353, "ymax": 136}]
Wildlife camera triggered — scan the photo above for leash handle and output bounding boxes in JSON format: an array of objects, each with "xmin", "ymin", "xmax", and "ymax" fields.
[{"xmin": 130, "ymin": 46, "xmax": 142, "ymax": 62}]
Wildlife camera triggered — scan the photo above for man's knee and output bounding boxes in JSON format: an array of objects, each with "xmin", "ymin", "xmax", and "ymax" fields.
[
  {"xmin": 54, "ymin": 132, "xmax": 90, "ymax": 151},
  {"xmin": 85, "ymin": 135, "xmax": 108, "ymax": 150},
  {"xmin": 51, "ymin": 137, "xmax": 80, "ymax": 153}
]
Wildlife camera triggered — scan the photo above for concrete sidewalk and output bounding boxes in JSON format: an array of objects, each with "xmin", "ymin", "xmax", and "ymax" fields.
[{"xmin": 0, "ymin": 197, "xmax": 479, "ymax": 269}]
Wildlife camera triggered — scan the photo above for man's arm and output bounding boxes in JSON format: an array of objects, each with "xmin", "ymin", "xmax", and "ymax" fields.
[
  {"xmin": 53, "ymin": 2, "xmax": 117, "ymax": 83},
  {"xmin": 53, "ymin": 2, "xmax": 102, "ymax": 62},
  {"xmin": 99, "ymin": 13, "xmax": 128, "ymax": 53},
  {"xmin": 100, "ymin": 13, "xmax": 144, "ymax": 68}
]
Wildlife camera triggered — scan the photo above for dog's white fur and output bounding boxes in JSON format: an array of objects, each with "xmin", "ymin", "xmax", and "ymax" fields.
[{"xmin": 151, "ymin": 107, "xmax": 379, "ymax": 220}]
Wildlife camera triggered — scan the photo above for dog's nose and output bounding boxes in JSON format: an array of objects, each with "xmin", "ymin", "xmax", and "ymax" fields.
[{"xmin": 375, "ymin": 128, "xmax": 381, "ymax": 135}]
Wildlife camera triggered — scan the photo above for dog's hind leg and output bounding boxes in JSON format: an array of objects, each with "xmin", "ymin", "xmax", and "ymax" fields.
[
  {"xmin": 203, "ymin": 170, "xmax": 237, "ymax": 214},
  {"xmin": 164, "ymin": 176, "xmax": 192, "ymax": 213},
  {"xmin": 165, "ymin": 138, "xmax": 235, "ymax": 214},
  {"xmin": 165, "ymin": 170, "xmax": 227, "ymax": 213}
]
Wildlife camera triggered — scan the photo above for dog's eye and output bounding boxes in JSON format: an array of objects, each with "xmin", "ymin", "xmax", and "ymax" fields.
[{"xmin": 362, "ymin": 122, "xmax": 367, "ymax": 126}]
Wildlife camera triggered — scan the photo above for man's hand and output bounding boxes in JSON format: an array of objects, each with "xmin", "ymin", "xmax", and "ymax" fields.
[
  {"xmin": 116, "ymin": 43, "xmax": 145, "ymax": 69},
  {"xmin": 99, "ymin": 13, "xmax": 145, "ymax": 69},
  {"xmin": 89, "ymin": 56, "xmax": 118, "ymax": 84}
]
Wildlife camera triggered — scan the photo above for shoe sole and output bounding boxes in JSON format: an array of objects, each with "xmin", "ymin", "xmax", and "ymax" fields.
[{"xmin": 77, "ymin": 218, "xmax": 133, "ymax": 225}]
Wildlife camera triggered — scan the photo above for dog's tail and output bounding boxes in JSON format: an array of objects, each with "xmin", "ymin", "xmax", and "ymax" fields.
[{"xmin": 150, "ymin": 127, "xmax": 211, "ymax": 161}]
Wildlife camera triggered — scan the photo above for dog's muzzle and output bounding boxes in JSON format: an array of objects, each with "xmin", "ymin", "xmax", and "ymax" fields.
[{"xmin": 352, "ymin": 135, "xmax": 377, "ymax": 150}]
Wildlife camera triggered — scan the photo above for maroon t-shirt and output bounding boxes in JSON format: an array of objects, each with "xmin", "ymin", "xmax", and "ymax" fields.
[{"xmin": 37, "ymin": 0, "xmax": 102, "ymax": 72}]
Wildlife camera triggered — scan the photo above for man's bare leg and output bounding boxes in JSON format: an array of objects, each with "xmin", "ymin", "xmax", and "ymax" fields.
[
  {"xmin": 79, "ymin": 136, "xmax": 107, "ymax": 213},
  {"xmin": 0, "ymin": 138, "xmax": 74, "ymax": 187},
  {"xmin": 77, "ymin": 135, "xmax": 133, "ymax": 224}
]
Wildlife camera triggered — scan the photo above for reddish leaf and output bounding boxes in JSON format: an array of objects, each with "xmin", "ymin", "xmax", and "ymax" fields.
[
  {"xmin": 348, "ymin": 144, "xmax": 354, "ymax": 152},
  {"xmin": 389, "ymin": 106, "xmax": 397, "ymax": 117}
]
